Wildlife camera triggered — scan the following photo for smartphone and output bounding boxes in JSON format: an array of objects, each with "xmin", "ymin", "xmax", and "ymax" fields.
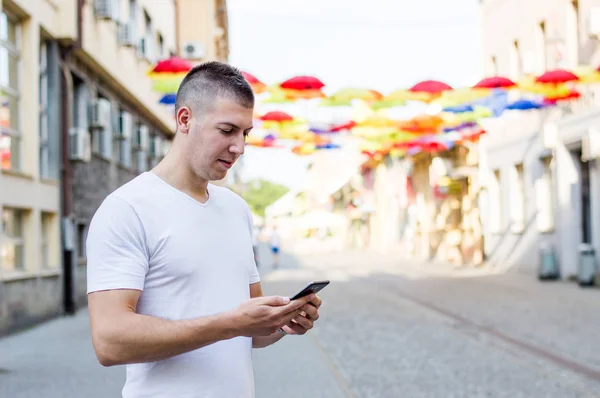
[{"xmin": 290, "ymin": 280, "xmax": 330, "ymax": 300}]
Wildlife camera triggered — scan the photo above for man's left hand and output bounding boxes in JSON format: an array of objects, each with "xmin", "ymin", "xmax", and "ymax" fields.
[{"xmin": 281, "ymin": 295, "xmax": 322, "ymax": 335}]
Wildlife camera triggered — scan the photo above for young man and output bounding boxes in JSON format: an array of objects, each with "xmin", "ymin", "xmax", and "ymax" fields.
[{"xmin": 86, "ymin": 62, "xmax": 322, "ymax": 398}]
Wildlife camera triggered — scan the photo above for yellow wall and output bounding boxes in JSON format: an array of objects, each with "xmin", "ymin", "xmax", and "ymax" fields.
[{"xmin": 177, "ymin": 0, "xmax": 224, "ymax": 62}]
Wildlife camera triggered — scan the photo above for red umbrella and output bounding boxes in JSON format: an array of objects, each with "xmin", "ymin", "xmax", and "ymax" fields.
[
  {"xmin": 151, "ymin": 56, "xmax": 193, "ymax": 73},
  {"xmin": 473, "ymin": 76, "xmax": 516, "ymax": 89},
  {"xmin": 242, "ymin": 71, "xmax": 260, "ymax": 84},
  {"xmin": 409, "ymin": 80, "xmax": 452, "ymax": 94},
  {"xmin": 330, "ymin": 121, "xmax": 357, "ymax": 132},
  {"xmin": 280, "ymin": 76, "xmax": 325, "ymax": 90},
  {"xmin": 242, "ymin": 71, "xmax": 266, "ymax": 93},
  {"xmin": 536, "ymin": 69, "xmax": 579, "ymax": 84},
  {"xmin": 259, "ymin": 111, "xmax": 294, "ymax": 122}
]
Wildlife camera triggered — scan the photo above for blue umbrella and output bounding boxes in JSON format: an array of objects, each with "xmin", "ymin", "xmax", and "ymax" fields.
[
  {"xmin": 443, "ymin": 104, "xmax": 474, "ymax": 113},
  {"xmin": 316, "ymin": 143, "xmax": 340, "ymax": 150},
  {"xmin": 505, "ymin": 99, "xmax": 545, "ymax": 111},
  {"xmin": 159, "ymin": 93, "xmax": 176, "ymax": 105}
]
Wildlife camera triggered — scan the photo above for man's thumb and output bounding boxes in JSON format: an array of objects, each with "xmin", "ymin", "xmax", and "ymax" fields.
[{"xmin": 261, "ymin": 295, "xmax": 290, "ymax": 306}]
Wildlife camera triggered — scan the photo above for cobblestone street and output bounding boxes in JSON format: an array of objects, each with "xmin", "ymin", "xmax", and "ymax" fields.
[{"xmin": 1, "ymin": 247, "xmax": 600, "ymax": 398}]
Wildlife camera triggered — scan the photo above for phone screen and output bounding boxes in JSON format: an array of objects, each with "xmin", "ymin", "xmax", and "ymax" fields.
[{"xmin": 290, "ymin": 280, "xmax": 330, "ymax": 300}]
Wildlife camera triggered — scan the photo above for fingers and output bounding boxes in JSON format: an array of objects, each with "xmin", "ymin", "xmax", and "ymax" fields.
[
  {"xmin": 284, "ymin": 320, "xmax": 309, "ymax": 335},
  {"xmin": 257, "ymin": 295, "xmax": 291, "ymax": 307},
  {"xmin": 292, "ymin": 314, "xmax": 313, "ymax": 330},
  {"xmin": 300, "ymin": 303, "xmax": 319, "ymax": 321},
  {"xmin": 309, "ymin": 295, "xmax": 322, "ymax": 309}
]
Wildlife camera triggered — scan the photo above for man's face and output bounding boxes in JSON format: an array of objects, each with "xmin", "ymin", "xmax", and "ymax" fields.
[{"xmin": 179, "ymin": 98, "xmax": 253, "ymax": 182}]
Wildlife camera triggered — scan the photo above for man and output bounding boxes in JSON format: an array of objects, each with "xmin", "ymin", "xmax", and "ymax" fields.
[{"xmin": 86, "ymin": 62, "xmax": 322, "ymax": 398}]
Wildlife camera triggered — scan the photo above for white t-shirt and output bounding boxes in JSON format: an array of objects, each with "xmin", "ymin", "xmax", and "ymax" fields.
[{"xmin": 86, "ymin": 172, "xmax": 260, "ymax": 398}]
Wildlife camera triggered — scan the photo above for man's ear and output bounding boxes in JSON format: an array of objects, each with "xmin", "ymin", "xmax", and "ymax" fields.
[{"xmin": 176, "ymin": 106, "xmax": 192, "ymax": 134}]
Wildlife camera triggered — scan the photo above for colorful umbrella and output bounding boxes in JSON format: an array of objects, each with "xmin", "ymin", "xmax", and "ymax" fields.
[
  {"xmin": 536, "ymin": 69, "xmax": 579, "ymax": 84},
  {"xmin": 505, "ymin": 99, "xmax": 545, "ymax": 111},
  {"xmin": 473, "ymin": 76, "xmax": 516, "ymax": 89},
  {"xmin": 159, "ymin": 93, "xmax": 177, "ymax": 105},
  {"xmin": 150, "ymin": 56, "xmax": 193, "ymax": 74},
  {"xmin": 259, "ymin": 111, "xmax": 294, "ymax": 122},
  {"xmin": 280, "ymin": 76, "xmax": 325, "ymax": 90},
  {"xmin": 242, "ymin": 71, "xmax": 267, "ymax": 94},
  {"xmin": 409, "ymin": 80, "xmax": 453, "ymax": 94}
]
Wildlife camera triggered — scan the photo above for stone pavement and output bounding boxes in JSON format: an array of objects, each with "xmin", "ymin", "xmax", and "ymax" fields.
[{"xmin": 1, "ymin": 246, "xmax": 599, "ymax": 397}]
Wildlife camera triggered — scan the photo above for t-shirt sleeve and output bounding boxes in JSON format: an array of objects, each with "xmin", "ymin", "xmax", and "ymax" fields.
[
  {"xmin": 86, "ymin": 195, "xmax": 150, "ymax": 294},
  {"xmin": 244, "ymin": 205, "xmax": 260, "ymax": 285}
]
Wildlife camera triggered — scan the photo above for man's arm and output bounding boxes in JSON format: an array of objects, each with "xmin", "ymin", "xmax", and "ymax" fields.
[
  {"xmin": 88, "ymin": 289, "xmax": 238, "ymax": 366},
  {"xmin": 89, "ymin": 288, "xmax": 312, "ymax": 366}
]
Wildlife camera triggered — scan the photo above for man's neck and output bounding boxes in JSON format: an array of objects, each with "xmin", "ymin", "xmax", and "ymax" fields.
[{"xmin": 152, "ymin": 154, "xmax": 210, "ymax": 204}]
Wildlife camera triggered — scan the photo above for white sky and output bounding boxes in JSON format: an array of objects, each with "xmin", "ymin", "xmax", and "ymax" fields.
[{"xmin": 227, "ymin": 0, "xmax": 483, "ymax": 188}]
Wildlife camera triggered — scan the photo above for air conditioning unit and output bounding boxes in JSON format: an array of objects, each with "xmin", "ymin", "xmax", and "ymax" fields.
[
  {"xmin": 181, "ymin": 41, "xmax": 205, "ymax": 60},
  {"xmin": 89, "ymin": 98, "xmax": 112, "ymax": 129},
  {"xmin": 119, "ymin": 22, "xmax": 137, "ymax": 47},
  {"xmin": 135, "ymin": 125, "xmax": 150, "ymax": 150},
  {"xmin": 95, "ymin": 0, "xmax": 119, "ymax": 20},
  {"xmin": 117, "ymin": 111, "xmax": 133, "ymax": 140},
  {"xmin": 69, "ymin": 127, "xmax": 91, "ymax": 162}
]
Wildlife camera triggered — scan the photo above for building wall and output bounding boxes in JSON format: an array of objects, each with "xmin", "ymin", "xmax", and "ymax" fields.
[
  {"xmin": 480, "ymin": 0, "xmax": 600, "ymax": 278},
  {"xmin": 176, "ymin": 0, "xmax": 228, "ymax": 62},
  {"xmin": 0, "ymin": 0, "xmax": 63, "ymax": 335},
  {"xmin": 479, "ymin": 112, "xmax": 560, "ymax": 274},
  {"xmin": 481, "ymin": 0, "xmax": 600, "ymax": 79}
]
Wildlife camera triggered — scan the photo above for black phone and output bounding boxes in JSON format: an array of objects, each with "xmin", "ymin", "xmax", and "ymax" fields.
[{"xmin": 290, "ymin": 280, "xmax": 330, "ymax": 300}]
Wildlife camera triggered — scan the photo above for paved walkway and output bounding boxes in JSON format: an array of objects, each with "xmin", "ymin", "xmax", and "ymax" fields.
[{"xmin": 1, "ymin": 246, "xmax": 599, "ymax": 397}]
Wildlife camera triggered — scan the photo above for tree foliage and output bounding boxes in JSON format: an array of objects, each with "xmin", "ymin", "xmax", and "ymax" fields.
[{"xmin": 240, "ymin": 179, "xmax": 289, "ymax": 217}]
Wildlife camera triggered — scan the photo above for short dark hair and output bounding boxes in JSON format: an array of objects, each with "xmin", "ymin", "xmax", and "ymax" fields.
[{"xmin": 174, "ymin": 61, "xmax": 254, "ymax": 114}]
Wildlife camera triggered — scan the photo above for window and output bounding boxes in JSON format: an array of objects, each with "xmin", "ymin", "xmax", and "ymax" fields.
[
  {"xmin": 77, "ymin": 223, "xmax": 87, "ymax": 260},
  {"xmin": 41, "ymin": 212, "xmax": 58, "ymax": 269},
  {"xmin": 135, "ymin": 124, "xmax": 148, "ymax": 172},
  {"xmin": 489, "ymin": 169, "xmax": 502, "ymax": 233},
  {"xmin": 119, "ymin": 110, "xmax": 132, "ymax": 167},
  {"xmin": 0, "ymin": 11, "xmax": 21, "ymax": 171},
  {"xmin": 509, "ymin": 164, "xmax": 525, "ymax": 233},
  {"xmin": 158, "ymin": 33, "xmax": 164, "ymax": 59},
  {"xmin": 140, "ymin": 10, "xmax": 154, "ymax": 62},
  {"xmin": 39, "ymin": 41, "xmax": 50, "ymax": 178},
  {"xmin": 536, "ymin": 157, "xmax": 554, "ymax": 232},
  {"xmin": 1, "ymin": 207, "xmax": 25, "ymax": 272}
]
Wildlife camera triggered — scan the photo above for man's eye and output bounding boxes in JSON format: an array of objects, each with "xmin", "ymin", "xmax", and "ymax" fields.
[{"xmin": 219, "ymin": 129, "xmax": 233, "ymax": 134}]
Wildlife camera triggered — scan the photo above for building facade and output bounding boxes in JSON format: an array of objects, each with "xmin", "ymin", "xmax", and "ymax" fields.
[
  {"xmin": 0, "ymin": 0, "xmax": 230, "ymax": 336},
  {"xmin": 479, "ymin": 0, "xmax": 600, "ymax": 278}
]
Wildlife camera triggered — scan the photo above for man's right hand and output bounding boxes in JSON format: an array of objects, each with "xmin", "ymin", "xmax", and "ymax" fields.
[{"xmin": 231, "ymin": 294, "xmax": 316, "ymax": 337}]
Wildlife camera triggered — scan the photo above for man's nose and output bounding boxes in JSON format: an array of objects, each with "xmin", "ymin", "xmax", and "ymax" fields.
[{"xmin": 229, "ymin": 135, "xmax": 245, "ymax": 155}]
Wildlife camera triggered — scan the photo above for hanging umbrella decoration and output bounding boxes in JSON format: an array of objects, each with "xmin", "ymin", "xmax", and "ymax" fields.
[
  {"xmin": 242, "ymin": 71, "xmax": 267, "ymax": 94},
  {"xmin": 147, "ymin": 56, "xmax": 194, "ymax": 105},
  {"xmin": 278, "ymin": 75, "xmax": 326, "ymax": 100},
  {"xmin": 320, "ymin": 87, "xmax": 383, "ymax": 107},
  {"xmin": 473, "ymin": 76, "xmax": 517, "ymax": 90},
  {"xmin": 408, "ymin": 80, "xmax": 453, "ymax": 102}
]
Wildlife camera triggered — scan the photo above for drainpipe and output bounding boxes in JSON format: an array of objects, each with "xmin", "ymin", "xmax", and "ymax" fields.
[{"xmin": 59, "ymin": 0, "xmax": 84, "ymax": 315}]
